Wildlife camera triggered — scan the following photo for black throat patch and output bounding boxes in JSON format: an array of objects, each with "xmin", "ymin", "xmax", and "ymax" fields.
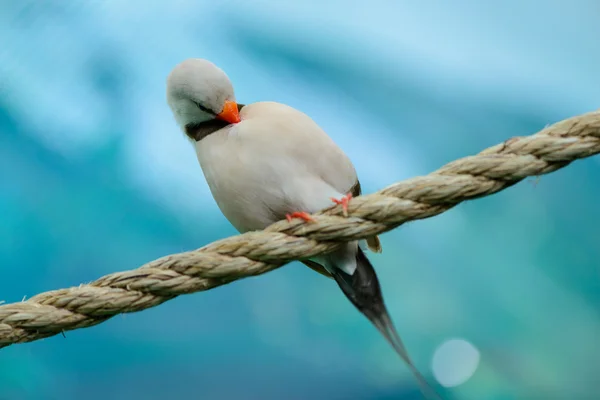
[{"xmin": 184, "ymin": 103, "xmax": 245, "ymax": 142}]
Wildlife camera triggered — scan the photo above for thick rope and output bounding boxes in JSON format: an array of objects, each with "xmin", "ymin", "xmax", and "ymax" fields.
[{"xmin": 1, "ymin": 110, "xmax": 599, "ymax": 348}]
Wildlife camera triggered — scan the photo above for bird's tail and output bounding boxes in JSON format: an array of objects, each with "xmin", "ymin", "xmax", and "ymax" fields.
[{"xmin": 329, "ymin": 247, "xmax": 442, "ymax": 400}]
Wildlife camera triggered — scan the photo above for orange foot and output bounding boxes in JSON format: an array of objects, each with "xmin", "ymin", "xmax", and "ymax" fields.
[
  {"xmin": 331, "ymin": 193, "xmax": 353, "ymax": 217},
  {"xmin": 286, "ymin": 211, "xmax": 314, "ymax": 223}
]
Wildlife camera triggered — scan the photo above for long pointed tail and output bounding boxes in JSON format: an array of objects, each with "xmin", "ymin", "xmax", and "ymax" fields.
[{"xmin": 330, "ymin": 247, "xmax": 442, "ymax": 400}]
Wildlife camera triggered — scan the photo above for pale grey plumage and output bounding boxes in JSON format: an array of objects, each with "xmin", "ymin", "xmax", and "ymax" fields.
[
  {"xmin": 167, "ymin": 58, "xmax": 237, "ymax": 129},
  {"xmin": 194, "ymin": 101, "xmax": 360, "ymax": 275}
]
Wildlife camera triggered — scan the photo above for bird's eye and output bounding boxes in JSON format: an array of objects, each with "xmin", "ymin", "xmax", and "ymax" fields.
[{"xmin": 193, "ymin": 101, "xmax": 214, "ymax": 115}]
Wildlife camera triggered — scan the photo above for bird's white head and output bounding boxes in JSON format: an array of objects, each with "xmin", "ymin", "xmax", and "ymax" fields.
[{"xmin": 166, "ymin": 58, "xmax": 241, "ymax": 131}]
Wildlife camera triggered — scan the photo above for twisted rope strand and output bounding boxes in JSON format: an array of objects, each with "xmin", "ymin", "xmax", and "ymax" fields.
[{"xmin": 1, "ymin": 110, "xmax": 599, "ymax": 348}]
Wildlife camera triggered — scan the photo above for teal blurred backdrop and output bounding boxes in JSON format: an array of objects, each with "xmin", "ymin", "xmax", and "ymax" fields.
[{"xmin": 1, "ymin": 1, "xmax": 599, "ymax": 399}]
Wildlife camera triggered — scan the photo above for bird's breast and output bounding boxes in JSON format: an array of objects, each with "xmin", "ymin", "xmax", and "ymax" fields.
[
  {"xmin": 192, "ymin": 117, "xmax": 353, "ymax": 233},
  {"xmin": 192, "ymin": 126, "xmax": 292, "ymax": 232}
]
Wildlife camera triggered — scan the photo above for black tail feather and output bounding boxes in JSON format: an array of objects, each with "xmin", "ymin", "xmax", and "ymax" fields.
[{"xmin": 330, "ymin": 247, "xmax": 442, "ymax": 400}]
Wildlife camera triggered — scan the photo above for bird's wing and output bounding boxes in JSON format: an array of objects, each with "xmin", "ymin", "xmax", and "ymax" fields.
[{"xmin": 258, "ymin": 102, "xmax": 382, "ymax": 254}]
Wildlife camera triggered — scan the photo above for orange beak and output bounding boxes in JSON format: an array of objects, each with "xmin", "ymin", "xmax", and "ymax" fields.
[{"xmin": 216, "ymin": 100, "xmax": 241, "ymax": 124}]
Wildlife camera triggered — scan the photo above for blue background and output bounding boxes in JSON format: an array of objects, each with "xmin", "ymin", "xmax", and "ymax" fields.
[{"xmin": 1, "ymin": 1, "xmax": 599, "ymax": 399}]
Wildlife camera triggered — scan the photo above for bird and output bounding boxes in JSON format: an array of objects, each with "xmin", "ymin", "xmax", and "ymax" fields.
[{"xmin": 166, "ymin": 58, "xmax": 441, "ymax": 399}]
